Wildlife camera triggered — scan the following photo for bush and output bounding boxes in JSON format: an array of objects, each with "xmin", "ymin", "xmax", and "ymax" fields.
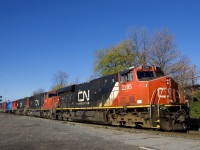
[
  {"xmin": 190, "ymin": 101, "xmax": 200, "ymax": 118},
  {"xmin": 190, "ymin": 91, "xmax": 200, "ymax": 119}
]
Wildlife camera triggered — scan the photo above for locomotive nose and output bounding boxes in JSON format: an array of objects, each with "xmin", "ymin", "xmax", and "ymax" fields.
[
  {"xmin": 164, "ymin": 76, "xmax": 180, "ymax": 104},
  {"xmin": 149, "ymin": 76, "xmax": 180, "ymax": 105}
]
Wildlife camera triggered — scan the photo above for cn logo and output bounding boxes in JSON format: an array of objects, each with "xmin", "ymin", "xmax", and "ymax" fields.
[
  {"xmin": 35, "ymin": 100, "xmax": 39, "ymax": 106},
  {"xmin": 78, "ymin": 90, "xmax": 90, "ymax": 102}
]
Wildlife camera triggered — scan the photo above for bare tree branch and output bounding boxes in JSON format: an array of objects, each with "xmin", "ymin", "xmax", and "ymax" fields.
[{"xmin": 51, "ymin": 70, "xmax": 69, "ymax": 90}]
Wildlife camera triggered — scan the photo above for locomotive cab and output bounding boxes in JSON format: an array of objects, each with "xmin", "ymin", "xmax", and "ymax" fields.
[{"xmin": 117, "ymin": 66, "xmax": 183, "ymax": 106}]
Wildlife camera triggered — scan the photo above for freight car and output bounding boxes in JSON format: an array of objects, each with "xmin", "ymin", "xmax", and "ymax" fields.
[
  {"xmin": 55, "ymin": 66, "xmax": 189, "ymax": 131},
  {"xmin": 6, "ymin": 101, "xmax": 12, "ymax": 113}
]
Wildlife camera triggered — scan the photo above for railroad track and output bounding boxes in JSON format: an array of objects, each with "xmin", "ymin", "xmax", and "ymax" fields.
[
  {"xmin": 3, "ymin": 113, "xmax": 200, "ymax": 140},
  {"xmin": 61, "ymin": 121, "xmax": 200, "ymax": 140}
]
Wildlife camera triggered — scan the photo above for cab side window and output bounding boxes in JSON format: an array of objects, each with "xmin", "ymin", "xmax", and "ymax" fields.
[
  {"xmin": 128, "ymin": 72, "xmax": 134, "ymax": 81},
  {"xmin": 120, "ymin": 72, "xmax": 134, "ymax": 82}
]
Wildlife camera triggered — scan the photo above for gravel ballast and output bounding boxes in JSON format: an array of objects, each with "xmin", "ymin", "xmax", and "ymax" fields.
[{"xmin": 0, "ymin": 113, "xmax": 199, "ymax": 150}]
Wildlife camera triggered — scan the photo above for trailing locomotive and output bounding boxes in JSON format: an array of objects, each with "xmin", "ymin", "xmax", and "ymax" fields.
[{"xmin": 0, "ymin": 65, "xmax": 189, "ymax": 131}]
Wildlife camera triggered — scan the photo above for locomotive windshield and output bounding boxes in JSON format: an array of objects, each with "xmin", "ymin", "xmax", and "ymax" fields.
[
  {"xmin": 49, "ymin": 93, "xmax": 57, "ymax": 98},
  {"xmin": 137, "ymin": 71, "xmax": 155, "ymax": 81}
]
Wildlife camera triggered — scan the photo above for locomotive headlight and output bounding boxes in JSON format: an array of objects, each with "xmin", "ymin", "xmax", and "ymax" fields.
[{"xmin": 166, "ymin": 78, "xmax": 170, "ymax": 85}]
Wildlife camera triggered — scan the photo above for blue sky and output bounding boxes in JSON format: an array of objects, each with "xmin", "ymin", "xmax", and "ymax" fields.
[{"xmin": 0, "ymin": 0, "xmax": 200, "ymax": 101}]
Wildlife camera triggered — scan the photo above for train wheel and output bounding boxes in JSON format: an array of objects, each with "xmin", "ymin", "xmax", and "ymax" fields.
[
  {"xmin": 160, "ymin": 118, "xmax": 173, "ymax": 131},
  {"xmin": 58, "ymin": 112, "xmax": 63, "ymax": 121}
]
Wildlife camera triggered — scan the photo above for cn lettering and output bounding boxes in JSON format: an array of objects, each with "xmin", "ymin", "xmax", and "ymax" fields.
[
  {"xmin": 35, "ymin": 100, "xmax": 39, "ymax": 106},
  {"xmin": 78, "ymin": 90, "xmax": 90, "ymax": 102}
]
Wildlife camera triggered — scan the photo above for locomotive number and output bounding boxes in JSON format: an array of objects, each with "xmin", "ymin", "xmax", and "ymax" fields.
[{"xmin": 122, "ymin": 84, "xmax": 132, "ymax": 90}]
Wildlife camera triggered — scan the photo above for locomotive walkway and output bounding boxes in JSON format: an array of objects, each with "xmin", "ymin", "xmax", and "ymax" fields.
[{"xmin": 0, "ymin": 113, "xmax": 199, "ymax": 150}]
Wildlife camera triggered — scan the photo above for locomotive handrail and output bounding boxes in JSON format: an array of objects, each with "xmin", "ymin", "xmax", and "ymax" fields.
[
  {"xmin": 150, "ymin": 89, "xmax": 157, "ymax": 105},
  {"xmin": 149, "ymin": 89, "xmax": 158, "ymax": 125},
  {"xmin": 157, "ymin": 88, "xmax": 167, "ymax": 118},
  {"xmin": 149, "ymin": 88, "xmax": 166, "ymax": 126},
  {"xmin": 176, "ymin": 90, "xmax": 183, "ymax": 103}
]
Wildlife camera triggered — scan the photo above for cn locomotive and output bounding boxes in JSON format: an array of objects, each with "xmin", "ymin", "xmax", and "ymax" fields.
[{"xmin": 0, "ymin": 66, "xmax": 189, "ymax": 131}]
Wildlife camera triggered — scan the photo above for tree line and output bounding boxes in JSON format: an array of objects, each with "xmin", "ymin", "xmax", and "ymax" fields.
[{"xmin": 94, "ymin": 28, "xmax": 200, "ymax": 90}]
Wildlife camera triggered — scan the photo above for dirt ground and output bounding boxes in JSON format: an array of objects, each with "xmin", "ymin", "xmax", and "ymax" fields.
[{"xmin": 0, "ymin": 113, "xmax": 199, "ymax": 150}]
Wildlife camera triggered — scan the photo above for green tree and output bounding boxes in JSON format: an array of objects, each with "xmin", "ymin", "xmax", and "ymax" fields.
[
  {"xmin": 94, "ymin": 41, "xmax": 136, "ymax": 76},
  {"xmin": 52, "ymin": 84, "xmax": 65, "ymax": 91}
]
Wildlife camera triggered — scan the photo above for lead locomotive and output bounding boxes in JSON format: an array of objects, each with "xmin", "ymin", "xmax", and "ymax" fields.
[{"xmin": 56, "ymin": 66, "xmax": 189, "ymax": 131}]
